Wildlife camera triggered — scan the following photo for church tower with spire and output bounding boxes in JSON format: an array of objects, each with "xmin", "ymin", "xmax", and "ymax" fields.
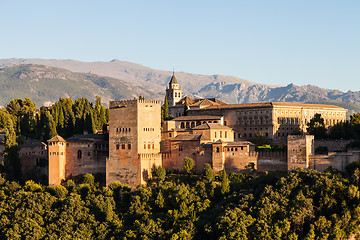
[{"xmin": 166, "ymin": 71, "xmax": 182, "ymax": 106}]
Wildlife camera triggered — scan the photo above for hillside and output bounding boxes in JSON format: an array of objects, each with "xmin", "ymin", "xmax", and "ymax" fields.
[
  {"xmin": 1, "ymin": 58, "xmax": 360, "ymax": 113},
  {"xmin": 0, "ymin": 64, "xmax": 160, "ymax": 107}
]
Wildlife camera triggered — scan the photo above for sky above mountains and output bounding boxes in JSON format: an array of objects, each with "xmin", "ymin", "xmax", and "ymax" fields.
[{"xmin": 0, "ymin": 0, "xmax": 359, "ymax": 92}]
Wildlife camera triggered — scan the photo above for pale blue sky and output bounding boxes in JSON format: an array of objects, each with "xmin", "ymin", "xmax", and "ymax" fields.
[{"xmin": 0, "ymin": 0, "xmax": 359, "ymax": 91}]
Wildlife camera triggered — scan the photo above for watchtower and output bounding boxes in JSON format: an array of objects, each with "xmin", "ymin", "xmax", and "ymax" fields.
[{"xmin": 107, "ymin": 99, "xmax": 162, "ymax": 187}]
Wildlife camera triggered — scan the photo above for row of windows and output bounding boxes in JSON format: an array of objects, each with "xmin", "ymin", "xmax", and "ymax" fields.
[
  {"xmin": 21, "ymin": 151, "xmax": 45, "ymax": 156},
  {"xmin": 50, "ymin": 152, "xmax": 64, "ymax": 156},
  {"xmin": 116, "ymin": 144, "xmax": 132, "ymax": 150},
  {"xmin": 77, "ymin": 150, "xmax": 91, "ymax": 159},
  {"xmin": 94, "ymin": 144, "xmax": 108, "ymax": 150},
  {"xmin": 180, "ymin": 120, "xmax": 218, "ymax": 129},
  {"xmin": 214, "ymin": 131, "xmax": 228, "ymax": 138},
  {"xmin": 144, "ymin": 128, "xmax": 155, "ymax": 131},
  {"xmin": 215, "ymin": 146, "xmax": 244, "ymax": 152},
  {"xmin": 237, "ymin": 120, "xmax": 269, "ymax": 125},
  {"xmin": 144, "ymin": 143, "xmax": 155, "ymax": 149},
  {"xmin": 237, "ymin": 133, "xmax": 269, "ymax": 138},
  {"xmin": 277, "ymin": 117, "xmax": 300, "ymax": 125},
  {"xmin": 116, "ymin": 127, "xmax": 131, "ymax": 133}
]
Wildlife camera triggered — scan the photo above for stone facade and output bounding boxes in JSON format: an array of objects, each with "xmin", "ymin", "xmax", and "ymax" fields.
[
  {"xmin": 19, "ymin": 141, "xmax": 48, "ymax": 179},
  {"xmin": 287, "ymin": 135, "xmax": 314, "ymax": 171},
  {"xmin": 17, "ymin": 73, "xmax": 355, "ymax": 187},
  {"xmin": 187, "ymin": 103, "xmax": 347, "ymax": 142},
  {"xmin": 107, "ymin": 99, "xmax": 162, "ymax": 187}
]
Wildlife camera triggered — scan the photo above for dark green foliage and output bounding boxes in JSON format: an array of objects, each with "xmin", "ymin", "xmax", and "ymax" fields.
[
  {"xmin": 161, "ymin": 96, "xmax": 169, "ymax": 121},
  {"xmin": 0, "ymin": 96, "xmax": 108, "ymax": 140},
  {"xmin": 315, "ymin": 146, "xmax": 328, "ymax": 155},
  {"xmin": 203, "ymin": 163, "xmax": 215, "ymax": 182},
  {"xmin": 3, "ymin": 119, "xmax": 21, "ymax": 180},
  {"xmin": 0, "ymin": 169, "xmax": 360, "ymax": 239},
  {"xmin": 307, "ymin": 113, "xmax": 327, "ymax": 139},
  {"xmin": 43, "ymin": 111, "xmax": 57, "ymax": 141},
  {"xmin": 153, "ymin": 166, "xmax": 166, "ymax": 181},
  {"xmin": 183, "ymin": 157, "xmax": 195, "ymax": 174},
  {"xmin": 220, "ymin": 170, "xmax": 230, "ymax": 195}
]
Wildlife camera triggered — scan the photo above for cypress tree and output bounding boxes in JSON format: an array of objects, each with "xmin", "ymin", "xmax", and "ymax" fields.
[
  {"xmin": 3, "ymin": 119, "xmax": 21, "ymax": 180},
  {"xmin": 44, "ymin": 111, "xmax": 57, "ymax": 141},
  {"xmin": 162, "ymin": 96, "xmax": 169, "ymax": 121},
  {"xmin": 220, "ymin": 170, "xmax": 230, "ymax": 195}
]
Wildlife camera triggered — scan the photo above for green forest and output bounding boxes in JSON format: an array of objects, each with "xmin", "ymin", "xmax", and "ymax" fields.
[
  {"xmin": 1, "ymin": 165, "xmax": 360, "ymax": 239},
  {"xmin": 2, "ymin": 97, "xmax": 360, "ymax": 239},
  {"xmin": 0, "ymin": 97, "xmax": 108, "ymax": 181}
]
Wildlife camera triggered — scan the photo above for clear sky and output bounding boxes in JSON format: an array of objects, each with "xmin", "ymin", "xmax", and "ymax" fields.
[{"xmin": 0, "ymin": 0, "xmax": 359, "ymax": 91}]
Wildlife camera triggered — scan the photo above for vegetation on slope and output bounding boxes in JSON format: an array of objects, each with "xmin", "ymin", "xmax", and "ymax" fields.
[{"xmin": 0, "ymin": 167, "xmax": 360, "ymax": 239}]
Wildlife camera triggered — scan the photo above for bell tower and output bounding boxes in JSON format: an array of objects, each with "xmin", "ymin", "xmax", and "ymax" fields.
[{"xmin": 166, "ymin": 71, "xmax": 182, "ymax": 106}]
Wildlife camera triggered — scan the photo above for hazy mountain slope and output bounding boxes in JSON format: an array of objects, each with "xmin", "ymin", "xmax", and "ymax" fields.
[
  {"xmin": 1, "ymin": 58, "xmax": 360, "ymax": 114},
  {"xmin": 0, "ymin": 58, "xmax": 265, "ymax": 95},
  {"xmin": 0, "ymin": 64, "xmax": 160, "ymax": 107}
]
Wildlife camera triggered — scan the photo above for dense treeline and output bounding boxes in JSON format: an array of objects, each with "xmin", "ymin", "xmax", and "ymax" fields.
[
  {"xmin": 306, "ymin": 113, "xmax": 360, "ymax": 141},
  {"xmin": 0, "ymin": 96, "xmax": 108, "ymax": 140},
  {"xmin": 0, "ymin": 97, "xmax": 109, "ymax": 181},
  {"xmin": 0, "ymin": 166, "xmax": 360, "ymax": 239}
]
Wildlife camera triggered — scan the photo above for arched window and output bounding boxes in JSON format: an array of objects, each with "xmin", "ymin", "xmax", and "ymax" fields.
[
  {"xmin": 186, "ymin": 122, "xmax": 190, "ymax": 128},
  {"xmin": 216, "ymin": 147, "xmax": 220, "ymax": 152},
  {"xmin": 180, "ymin": 122, "xmax": 185, "ymax": 129},
  {"xmin": 77, "ymin": 150, "xmax": 82, "ymax": 159},
  {"xmin": 191, "ymin": 122, "xmax": 195, "ymax": 128}
]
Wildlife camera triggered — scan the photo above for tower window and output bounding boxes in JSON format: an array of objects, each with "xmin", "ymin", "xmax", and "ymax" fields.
[{"xmin": 77, "ymin": 150, "xmax": 82, "ymax": 159}]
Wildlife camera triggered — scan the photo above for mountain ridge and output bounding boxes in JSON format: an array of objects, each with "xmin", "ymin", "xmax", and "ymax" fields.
[{"xmin": 0, "ymin": 58, "xmax": 360, "ymax": 114}]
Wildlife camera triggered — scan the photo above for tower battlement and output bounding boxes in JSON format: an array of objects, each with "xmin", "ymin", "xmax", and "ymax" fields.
[{"xmin": 109, "ymin": 99, "xmax": 161, "ymax": 109}]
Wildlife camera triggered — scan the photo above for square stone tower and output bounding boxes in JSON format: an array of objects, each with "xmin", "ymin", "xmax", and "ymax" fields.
[
  {"xmin": 48, "ymin": 135, "xmax": 66, "ymax": 185},
  {"xmin": 287, "ymin": 135, "xmax": 314, "ymax": 171},
  {"xmin": 107, "ymin": 99, "xmax": 162, "ymax": 187}
]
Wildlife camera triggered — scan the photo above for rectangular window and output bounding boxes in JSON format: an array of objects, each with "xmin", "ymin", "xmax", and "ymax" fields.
[
  {"xmin": 116, "ymin": 144, "xmax": 119, "ymax": 150},
  {"xmin": 220, "ymin": 131, "xmax": 222, "ymax": 138},
  {"xmin": 121, "ymin": 144, "xmax": 125, "ymax": 149},
  {"xmin": 128, "ymin": 144, "xmax": 131, "ymax": 149},
  {"xmin": 152, "ymin": 144, "xmax": 155, "ymax": 149},
  {"xmin": 144, "ymin": 144, "xmax": 146, "ymax": 149},
  {"xmin": 225, "ymin": 131, "xmax": 227, "ymax": 138}
]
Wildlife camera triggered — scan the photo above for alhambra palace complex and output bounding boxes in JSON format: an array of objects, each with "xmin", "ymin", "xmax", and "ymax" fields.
[{"xmin": 19, "ymin": 73, "xmax": 360, "ymax": 187}]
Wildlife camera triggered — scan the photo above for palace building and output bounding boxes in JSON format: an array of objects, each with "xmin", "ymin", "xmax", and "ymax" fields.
[{"xmin": 18, "ymin": 72, "xmax": 353, "ymax": 188}]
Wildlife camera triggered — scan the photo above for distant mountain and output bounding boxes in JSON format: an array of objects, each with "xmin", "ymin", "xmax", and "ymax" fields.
[
  {"xmin": 0, "ymin": 58, "xmax": 264, "ymax": 96},
  {"xmin": 0, "ymin": 64, "xmax": 160, "ymax": 107},
  {"xmin": 1, "ymin": 58, "xmax": 360, "ymax": 114}
]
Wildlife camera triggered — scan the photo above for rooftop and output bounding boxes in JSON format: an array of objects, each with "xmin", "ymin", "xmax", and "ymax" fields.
[
  {"xmin": 192, "ymin": 122, "xmax": 232, "ymax": 130},
  {"xmin": 189, "ymin": 102, "xmax": 346, "ymax": 110},
  {"xmin": 172, "ymin": 115, "xmax": 222, "ymax": 121},
  {"xmin": 48, "ymin": 135, "xmax": 66, "ymax": 142},
  {"xmin": 172, "ymin": 134, "xmax": 210, "ymax": 141}
]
